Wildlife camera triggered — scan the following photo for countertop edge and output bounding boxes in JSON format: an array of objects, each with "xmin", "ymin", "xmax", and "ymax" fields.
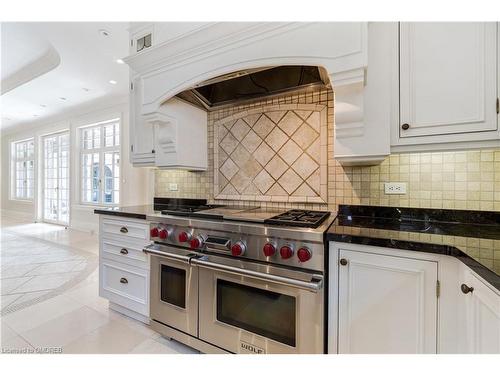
[{"xmin": 94, "ymin": 209, "xmax": 148, "ymax": 220}]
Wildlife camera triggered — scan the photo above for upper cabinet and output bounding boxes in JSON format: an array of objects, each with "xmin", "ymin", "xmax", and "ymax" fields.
[
  {"xmin": 129, "ymin": 77, "xmax": 208, "ymax": 169},
  {"xmin": 393, "ymin": 22, "xmax": 500, "ymax": 151}
]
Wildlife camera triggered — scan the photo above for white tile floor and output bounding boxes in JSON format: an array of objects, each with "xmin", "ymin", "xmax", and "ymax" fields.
[{"xmin": 0, "ymin": 213, "xmax": 198, "ymax": 354}]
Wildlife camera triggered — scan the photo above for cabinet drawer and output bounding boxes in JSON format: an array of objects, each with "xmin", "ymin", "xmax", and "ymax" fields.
[
  {"xmin": 99, "ymin": 260, "xmax": 149, "ymax": 316},
  {"xmin": 102, "ymin": 218, "xmax": 149, "ymax": 241},
  {"xmin": 101, "ymin": 239, "xmax": 149, "ymax": 268}
]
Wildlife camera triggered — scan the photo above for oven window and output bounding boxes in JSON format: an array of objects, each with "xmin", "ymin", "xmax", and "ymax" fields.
[
  {"xmin": 216, "ymin": 279, "xmax": 296, "ymax": 347},
  {"xmin": 160, "ymin": 265, "xmax": 186, "ymax": 308}
]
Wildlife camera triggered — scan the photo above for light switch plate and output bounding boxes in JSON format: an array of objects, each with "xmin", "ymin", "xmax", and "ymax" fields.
[
  {"xmin": 384, "ymin": 182, "xmax": 407, "ymax": 195},
  {"xmin": 169, "ymin": 183, "xmax": 178, "ymax": 191}
]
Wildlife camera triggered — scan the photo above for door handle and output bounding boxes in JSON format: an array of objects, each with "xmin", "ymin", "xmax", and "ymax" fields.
[
  {"xmin": 120, "ymin": 248, "xmax": 128, "ymax": 255},
  {"xmin": 143, "ymin": 244, "xmax": 193, "ymax": 264},
  {"xmin": 120, "ymin": 227, "xmax": 128, "ymax": 233},
  {"xmin": 120, "ymin": 277, "xmax": 128, "ymax": 284},
  {"xmin": 190, "ymin": 257, "xmax": 323, "ymax": 293}
]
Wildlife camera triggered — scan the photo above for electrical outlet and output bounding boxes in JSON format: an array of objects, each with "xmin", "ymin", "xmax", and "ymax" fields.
[
  {"xmin": 384, "ymin": 182, "xmax": 407, "ymax": 195},
  {"xmin": 169, "ymin": 183, "xmax": 178, "ymax": 191}
]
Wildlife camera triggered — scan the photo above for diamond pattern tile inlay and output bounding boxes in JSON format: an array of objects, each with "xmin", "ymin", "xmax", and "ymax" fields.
[
  {"xmin": 292, "ymin": 153, "xmax": 317, "ymax": 179},
  {"xmin": 292, "ymin": 123, "xmax": 318, "ymax": 150},
  {"xmin": 220, "ymin": 158, "xmax": 238, "ymax": 180},
  {"xmin": 266, "ymin": 155, "xmax": 288, "ymax": 180},
  {"xmin": 220, "ymin": 132, "xmax": 238, "ymax": 155},
  {"xmin": 280, "ymin": 139, "xmax": 302, "ymax": 165},
  {"xmin": 266, "ymin": 111, "xmax": 286, "ymax": 124},
  {"xmin": 254, "ymin": 142, "xmax": 275, "ymax": 167},
  {"xmin": 252, "ymin": 115, "xmax": 275, "ymax": 139},
  {"xmin": 241, "ymin": 130, "xmax": 262, "ymax": 154},
  {"xmin": 278, "ymin": 111, "xmax": 303, "ymax": 136},
  {"xmin": 278, "ymin": 168, "xmax": 302, "ymax": 194},
  {"xmin": 254, "ymin": 169, "xmax": 274, "ymax": 194},
  {"xmin": 214, "ymin": 103, "xmax": 326, "ymax": 203},
  {"xmin": 265, "ymin": 127, "xmax": 288, "ymax": 150},
  {"xmin": 230, "ymin": 119, "xmax": 251, "ymax": 141}
]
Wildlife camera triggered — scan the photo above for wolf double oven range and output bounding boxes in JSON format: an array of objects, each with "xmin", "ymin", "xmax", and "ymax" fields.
[{"xmin": 143, "ymin": 200, "xmax": 334, "ymax": 354}]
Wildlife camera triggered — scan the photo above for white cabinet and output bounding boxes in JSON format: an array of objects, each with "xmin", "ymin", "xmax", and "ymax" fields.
[
  {"xmin": 129, "ymin": 80, "xmax": 208, "ymax": 170},
  {"xmin": 149, "ymin": 98, "xmax": 207, "ymax": 170},
  {"xmin": 394, "ymin": 22, "xmax": 499, "ymax": 149},
  {"xmin": 461, "ymin": 269, "xmax": 500, "ymax": 353},
  {"xmin": 130, "ymin": 77, "xmax": 155, "ymax": 166},
  {"xmin": 98, "ymin": 215, "xmax": 151, "ymax": 323},
  {"xmin": 335, "ymin": 248, "xmax": 438, "ymax": 353}
]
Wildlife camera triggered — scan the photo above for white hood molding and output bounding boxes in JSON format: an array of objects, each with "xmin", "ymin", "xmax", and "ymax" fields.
[{"xmin": 124, "ymin": 22, "xmax": 368, "ymax": 115}]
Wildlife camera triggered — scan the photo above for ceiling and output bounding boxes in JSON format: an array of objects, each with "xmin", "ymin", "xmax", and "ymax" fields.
[{"xmin": 1, "ymin": 22, "xmax": 130, "ymax": 130}]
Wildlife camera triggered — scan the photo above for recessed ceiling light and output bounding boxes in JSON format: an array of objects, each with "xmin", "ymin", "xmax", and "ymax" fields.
[
  {"xmin": 60, "ymin": 97, "xmax": 67, "ymax": 101},
  {"xmin": 82, "ymin": 88, "xmax": 90, "ymax": 92},
  {"xmin": 98, "ymin": 29, "xmax": 110, "ymax": 37},
  {"xmin": 116, "ymin": 59, "xmax": 125, "ymax": 64},
  {"xmin": 40, "ymin": 104, "xmax": 47, "ymax": 108},
  {"xmin": 109, "ymin": 80, "xmax": 117, "ymax": 85},
  {"xmin": 33, "ymin": 114, "xmax": 38, "ymax": 117}
]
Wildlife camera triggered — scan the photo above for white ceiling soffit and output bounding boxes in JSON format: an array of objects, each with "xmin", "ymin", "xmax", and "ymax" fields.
[
  {"xmin": 1, "ymin": 22, "xmax": 130, "ymax": 130},
  {"xmin": 1, "ymin": 24, "xmax": 61, "ymax": 94}
]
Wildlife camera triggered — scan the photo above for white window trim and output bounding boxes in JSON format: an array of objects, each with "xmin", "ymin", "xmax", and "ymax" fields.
[
  {"xmin": 10, "ymin": 138, "xmax": 35, "ymax": 201},
  {"xmin": 78, "ymin": 118, "xmax": 120, "ymax": 206}
]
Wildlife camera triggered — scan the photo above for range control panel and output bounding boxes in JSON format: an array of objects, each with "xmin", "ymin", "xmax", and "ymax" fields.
[{"xmin": 149, "ymin": 223, "xmax": 324, "ymax": 272}]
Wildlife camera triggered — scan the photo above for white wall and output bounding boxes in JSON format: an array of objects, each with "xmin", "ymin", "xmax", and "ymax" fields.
[{"xmin": 1, "ymin": 95, "xmax": 151, "ymax": 233}]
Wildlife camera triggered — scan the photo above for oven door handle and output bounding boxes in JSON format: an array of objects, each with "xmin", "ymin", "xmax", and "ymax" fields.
[
  {"xmin": 143, "ymin": 244, "xmax": 193, "ymax": 264},
  {"xmin": 190, "ymin": 257, "xmax": 323, "ymax": 293}
]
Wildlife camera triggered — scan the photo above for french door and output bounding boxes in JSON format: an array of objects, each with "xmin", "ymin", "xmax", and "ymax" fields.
[{"xmin": 42, "ymin": 131, "xmax": 70, "ymax": 225}]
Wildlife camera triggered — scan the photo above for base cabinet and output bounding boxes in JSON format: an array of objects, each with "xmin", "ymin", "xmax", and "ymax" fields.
[
  {"xmin": 462, "ymin": 269, "xmax": 500, "ymax": 353},
  {"xmin": 98, "ymin": 216, "xmax": 151, "ymax": 322},
  {"xmin": 336, "ymin": 248, "xmax": 438, "ymax": 353},
  {"xmin": 330, "ymin": 242, "xmax": 500, "ymax": 354}
]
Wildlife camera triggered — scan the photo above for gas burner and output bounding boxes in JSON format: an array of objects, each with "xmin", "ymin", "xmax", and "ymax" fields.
[{"xmin": 265, "ymin": 210, "xmax": 331, "ymax": 228}]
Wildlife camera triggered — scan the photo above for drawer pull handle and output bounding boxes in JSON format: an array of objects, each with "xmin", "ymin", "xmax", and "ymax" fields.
[
  {"xmin": 461, "ymin": 283, "xmax": 474, "ymax": 294},
  {"xmin": 120, "ymin": 227, "xmax": 128, "ymax": 233},
  {"xmin": 120, "ymin": 277, "xmax": 128, "ymax": 284},
  {"xmin": 120, "ymin": 248, "xmax": 128, "ymax": 255}
]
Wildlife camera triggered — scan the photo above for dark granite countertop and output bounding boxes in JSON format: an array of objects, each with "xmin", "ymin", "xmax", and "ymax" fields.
[
  {"xmin": 94, "ymin": 205, "xmax": 158, "ymax": 220},
  {"xmin": 326, "ymin": 205, "xmax": 500, "ymax": 292}
]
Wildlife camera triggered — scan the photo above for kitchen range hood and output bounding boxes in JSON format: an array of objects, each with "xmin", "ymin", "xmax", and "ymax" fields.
[{"xmin": 177, "ymin": 65, "xmax": 330, "ymax": 109}]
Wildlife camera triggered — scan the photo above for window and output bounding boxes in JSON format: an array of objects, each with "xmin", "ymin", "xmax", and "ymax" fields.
[
  {"xmin": 80, "ymin": 119, "xmax": 120, "ymax": 205},
  {"xmin": 11, "ymin": 139, "xmax": 35, "ymax": 200}
]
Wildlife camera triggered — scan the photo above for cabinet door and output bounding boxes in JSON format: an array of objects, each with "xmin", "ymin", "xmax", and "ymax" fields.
[
  {"xmin": 338, "ymin": 250, "xmax": 438, "ymax": 353},
  {"xmin": 463, "ymin": 271, "xmax": 500, "ymax": 353},
  {"xmin": 399, "ymin": 22, "xmax": 498, "ymax": 138},
  {"xmin": 130, "ymin": 77, "xmax": 155, "ymax": 164}
]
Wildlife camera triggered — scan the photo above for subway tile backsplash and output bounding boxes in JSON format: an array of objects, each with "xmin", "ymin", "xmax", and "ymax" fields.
[{"xmin": 155, "ymin": 89, "xmax": 500, "ymax": 212}]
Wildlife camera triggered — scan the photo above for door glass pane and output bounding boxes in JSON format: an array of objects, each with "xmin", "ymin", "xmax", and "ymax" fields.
[
  {"xmin": 217, "ymin": 279, "xmax": 296, "ymax": 347},
  {"xmin": 160, "ymin": 265, "xmax": 186, "ymax": 309}
]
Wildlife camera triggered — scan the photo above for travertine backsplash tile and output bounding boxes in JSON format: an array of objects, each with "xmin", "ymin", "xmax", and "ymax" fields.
[{"xmin": 155, "ymin": 88, "xmax": 500, "ymax": 212}]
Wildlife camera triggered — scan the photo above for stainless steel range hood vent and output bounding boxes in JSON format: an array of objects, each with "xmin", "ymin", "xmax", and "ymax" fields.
[{"xmin": 176, "ymin": 65, "xmax": 329, "ymax": 109}]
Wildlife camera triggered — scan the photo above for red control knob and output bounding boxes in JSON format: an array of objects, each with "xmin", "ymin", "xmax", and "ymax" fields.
[
  {"xmin": 280, "ymin": 245, "xmax": 294, "ymax": 259},
  {"xmin": 190, "ymin": 236, "xmax": 203, "ymax": 249},
  {"xmin": 297, "ymin": 247, "xmax": 312, "ymax": 262},
  {"xmin": 263, "ymin": 243, "xmax": 276, "ymax": 257},
  {"xmin": 231, "ymin": 241, "xmax": 246, "ymax": 256},
  {"xmin": 150, "ymin": 227, "xmax": 159, "ymax": 237},
  {"xmin": 159, "ymin": 229, "xmax": 168, "ymax": 239},
  {"xmin": 178, "ymin": 231, "xmax": 191, "ymax": 243}
]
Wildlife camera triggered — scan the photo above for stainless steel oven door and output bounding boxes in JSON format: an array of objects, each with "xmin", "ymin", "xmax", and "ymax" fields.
[
  {"xmin": 145, "ymin": 244, "xmax": 198, "ymax": 336},
  {"xmin": 192, "ymin": 254, "xmax": 324, "ymax": 354}
]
